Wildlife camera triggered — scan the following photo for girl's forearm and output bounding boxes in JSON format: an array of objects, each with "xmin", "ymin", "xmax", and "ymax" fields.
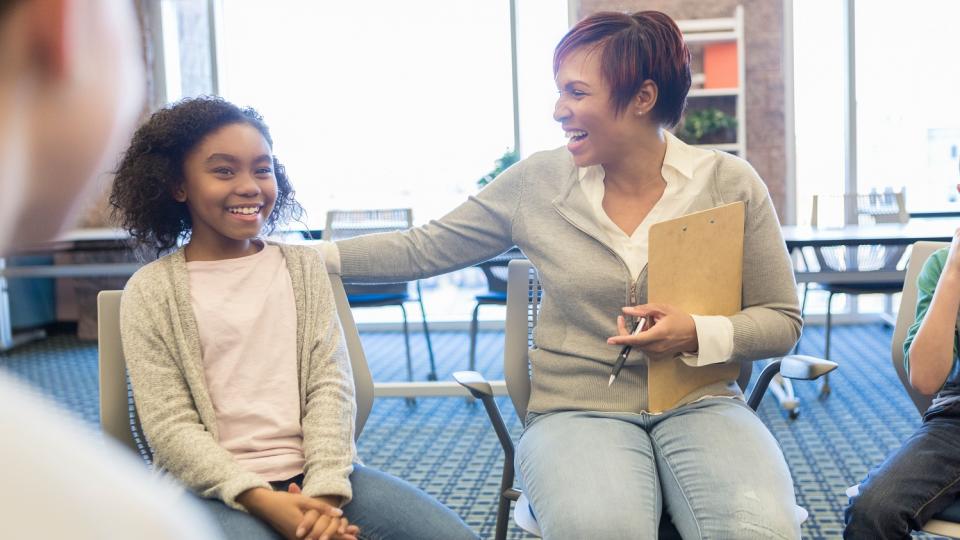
[
  {"xmin": 237, "ymin": 487, "xmax": 273, "ymax": 514},
  {"xmin": 910, "ymin": 270, "xmax": 960, "ymax": 394}
]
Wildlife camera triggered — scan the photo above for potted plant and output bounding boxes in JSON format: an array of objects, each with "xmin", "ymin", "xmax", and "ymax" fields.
[
  {"xmin": 675, "ymin": 107, "xmax": 737, "ymax": 145},
  {"xmin": 477, "ymin": 148, "xmax": 520, "ymax": 188}
]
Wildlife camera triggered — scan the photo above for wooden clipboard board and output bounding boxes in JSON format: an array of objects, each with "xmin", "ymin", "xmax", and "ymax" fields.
[{"xmin": 646, "ymin": 201, "xmax": 745, "ymax": 413}]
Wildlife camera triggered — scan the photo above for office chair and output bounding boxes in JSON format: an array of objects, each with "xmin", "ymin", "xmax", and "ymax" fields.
[
  {"xmin": 469, "ymin": 250, "xmax": 524, "ymax": 372},
  {"xmin": 97, "ymin": 269, "xmax": 376, "ymax": 460},
  {"xmin": 799, "ymin": 191, "xmax": 909, "ymax": 396},
  {"xmin": 843, "ymin": 240, "xmax": 960, "ymax": 538},
  {"xmin": 454, "ymin": 259, "xmax": 837, "ymax": 540},
  {"xmin": 325, "ymin": 208, "xmax": 437, "ymax": 382}
]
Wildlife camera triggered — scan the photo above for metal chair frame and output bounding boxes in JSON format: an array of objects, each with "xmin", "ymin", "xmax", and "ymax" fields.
[
  {"xmin": 325, "ymin": 208, "xmax": 437, "ymax": 382},
  {"xmin": 468, "ymin": 250, "xmax": 524, "ymax": 372}
]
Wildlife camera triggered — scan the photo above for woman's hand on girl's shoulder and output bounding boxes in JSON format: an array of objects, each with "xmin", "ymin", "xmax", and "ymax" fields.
[{"xmin": 606, "ymin": 304, "xmax": 698, "ymax": 359}]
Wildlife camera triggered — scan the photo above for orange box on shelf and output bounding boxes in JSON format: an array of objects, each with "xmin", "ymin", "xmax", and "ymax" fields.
[{"xmin": 703, "ymin": 42, "xmax": 738, "ymax": 89}]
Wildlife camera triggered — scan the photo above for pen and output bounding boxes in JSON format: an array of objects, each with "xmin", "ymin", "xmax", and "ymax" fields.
[{"xmin": 608, "ymin": 317, "xmax": 646, "ymax": 387}]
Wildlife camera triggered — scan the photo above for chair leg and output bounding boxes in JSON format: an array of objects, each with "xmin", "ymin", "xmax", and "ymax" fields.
[
  {"xmin": 415, "ymin": 290, "xmax": 437, "ymax": 381},
  {"xmin": 400, "ymin": 304, "xmax": 412, "ymax": 382},
  {"xmin": 494, "ymin": 494, "xmax": 511, "ymax": 540},
  {"xmin": 793, "ymin": 283, "xmax": 810, "ymax": 355},
  {"xmin": 800, "ymin": 283, "xmax": 810, "ymax": 318},
  {"xmin": 469, "ymin": 303, "xmax": 481, "ymax": 372},
  {"xmin": 821, "ymin": 292, "xmax": 835, "ymax": 398},
  {"xmin": 400, "ymin": 305, "xmax": 415, "ymax": 406}
]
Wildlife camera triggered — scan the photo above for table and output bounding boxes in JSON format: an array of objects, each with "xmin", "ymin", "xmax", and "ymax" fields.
[
  {"xmin": 782, "ymin": 219, "xmax": 960, "ymax": 284},
  {"xmin": 771, "ymin": 219, "xmax": 960, "ymax": 414}
]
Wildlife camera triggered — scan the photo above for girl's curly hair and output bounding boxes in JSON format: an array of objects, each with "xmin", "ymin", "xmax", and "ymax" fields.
[{"xmin": 110, "ymin": 96, "xmax": 303, "ymax": 255}]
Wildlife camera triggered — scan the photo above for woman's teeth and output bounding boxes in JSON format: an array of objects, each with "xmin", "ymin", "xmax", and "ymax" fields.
[
  {"xmin": 566, "ymin": 130, "xmax": 588, "ymax": 141},
  {"xmin": 228, "ymin": 206, "xmax": 260, "ymax": 215}
]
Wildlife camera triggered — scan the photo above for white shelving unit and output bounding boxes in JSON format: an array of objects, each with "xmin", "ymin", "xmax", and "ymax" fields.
[{"xmin": 676, "ymin": 5, "xmax": 746, "ymax": 157}]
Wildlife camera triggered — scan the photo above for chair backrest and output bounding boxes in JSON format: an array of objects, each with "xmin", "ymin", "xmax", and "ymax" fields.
[
  {"xmin": 324, "ymin": 208, "xmax": 413, "ymax": 296},
  {"xmin": 892, "ymin": 240, "xmax": 948, "ymax": 414},
  {"xmin": 97, "ymin": 271, "xmax": 375, "ymax": 457},
  {"xmin": 97, "ymin": 290, "xmax": 147, "ymax": 458},
  {"xmin": 811, "ymin": 191, "xmax": 908, "ymax": 228},
  {"xmin": 478, "ymin": 250, "xmax": 524, "ymax": 295},
  {"xmin": 503, "ymin": 260, "xmax": 754, "ymax": 424},
  {"xmin": 503, "ymin": 260, "xmax": 538, "ymax": 422}
]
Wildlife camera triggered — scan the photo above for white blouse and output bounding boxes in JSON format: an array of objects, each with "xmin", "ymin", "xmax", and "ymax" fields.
[{"xmin": 578, "ymin": 131, "xmax": 734, "ymax": 366}]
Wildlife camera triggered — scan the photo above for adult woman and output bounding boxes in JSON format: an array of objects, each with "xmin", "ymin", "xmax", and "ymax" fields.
[{"xmin": 327, "ymin": 10, "xmax": 802, "ymax": 539}]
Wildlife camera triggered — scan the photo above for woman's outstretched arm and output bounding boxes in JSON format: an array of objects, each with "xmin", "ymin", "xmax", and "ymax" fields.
[{"xmin": 334, "ymin": 160, "xmax": 525, "ymax": 283}]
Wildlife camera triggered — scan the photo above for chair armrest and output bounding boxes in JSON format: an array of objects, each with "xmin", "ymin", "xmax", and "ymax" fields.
[
  {"xmin": 453, "ymin": 370, "xmax": 494, "ymax": 399},
  {"xmin": 453, "ymin": 371, "xmax": 512, "ymax": 452},
  {"xmin": 779, "ymin": 355, "xmax": 838, "ymax": 381},
  {"xmin": 746, "ymin": 355, "xmax": 839, "ymax": 411}
]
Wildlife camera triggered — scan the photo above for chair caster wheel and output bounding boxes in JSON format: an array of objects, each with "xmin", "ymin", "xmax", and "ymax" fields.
[
  {"xmin": 426, "ymin": 372, "xmax": 438, "ymax": 382},
  {"xmin": 788, "ymin": 409, "xmax": 800, "ymax": 420},
  {"xmin": 404, "ymin": 397, "xmax": 416, "ymax": 406}
]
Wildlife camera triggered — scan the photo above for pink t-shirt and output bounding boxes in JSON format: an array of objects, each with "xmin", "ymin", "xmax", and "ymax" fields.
[{"xmin": 186, "ymin": 243, "xmax": 305, "ymax": 481}]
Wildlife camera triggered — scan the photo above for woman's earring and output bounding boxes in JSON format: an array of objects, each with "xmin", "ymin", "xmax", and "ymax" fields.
[{"xmin": 636, "ymin": 109, "xmax": 644, "ymax": 117}]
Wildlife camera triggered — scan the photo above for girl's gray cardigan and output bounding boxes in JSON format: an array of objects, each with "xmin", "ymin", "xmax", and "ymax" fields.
[
  {"xmin": 338, "ymin": 146, "xmax": 802, "ymax": 414},
  {"xmin": 120, "ymin": 243, "xmax": 357, "ymax": 511}
]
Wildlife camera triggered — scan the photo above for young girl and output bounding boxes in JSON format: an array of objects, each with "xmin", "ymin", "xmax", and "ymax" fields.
[{"xmin": 110, "ymin": 96, "xmax": 478, "ymax": 540}]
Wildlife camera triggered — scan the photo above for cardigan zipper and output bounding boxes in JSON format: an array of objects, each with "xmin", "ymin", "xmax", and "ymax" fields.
[{"xmin": 553, "ymin": 206, "xmax": 635, "ymax": 305}]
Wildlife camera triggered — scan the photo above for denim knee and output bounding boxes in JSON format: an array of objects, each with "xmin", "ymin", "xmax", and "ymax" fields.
[
  {"xmin": 540, "ymin": 515, "xmax": 656, "ymax": 540},
  {"xmin": 844, "ymin": 489, "xmax": 912, "ymax": 539},
  {"xmin": 702, "ymin": 507, "xmax": 799, "ymax": 540}
]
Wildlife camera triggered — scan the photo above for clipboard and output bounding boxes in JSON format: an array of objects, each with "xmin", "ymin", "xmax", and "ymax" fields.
[{"xmin": 646, "ymin": 201, "xmax": 745, "ymax": 413}]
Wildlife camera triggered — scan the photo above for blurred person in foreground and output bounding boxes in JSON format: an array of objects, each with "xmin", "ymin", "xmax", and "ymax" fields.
[{"xmin": 0, "ymin": 1, "xmax": 221, "ymax": 538}]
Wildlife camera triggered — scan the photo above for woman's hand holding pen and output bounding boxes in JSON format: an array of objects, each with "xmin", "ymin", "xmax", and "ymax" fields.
[{"xmin": 607, "ymin": 304, "xmax": 699, "ymax": 360}]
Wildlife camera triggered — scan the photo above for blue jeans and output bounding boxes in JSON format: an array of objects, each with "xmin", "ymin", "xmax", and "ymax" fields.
[
  {"xmin": 196, "ymin": 464, "xmax": 478, "ymax": 540},
  {"xmin": 516, "ymin": 397, "xmax": 801, "ymax": 540},
  {"xmin": 844, "ymin": 401, "xmax": 960, "ymax": 539}
]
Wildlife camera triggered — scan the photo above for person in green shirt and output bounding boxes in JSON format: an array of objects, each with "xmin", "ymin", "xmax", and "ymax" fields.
[{"xmin": 845, "ymin": 191, "xmax": 960, "ymax": 538}]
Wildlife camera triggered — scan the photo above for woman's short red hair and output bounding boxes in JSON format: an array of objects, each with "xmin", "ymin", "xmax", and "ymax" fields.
[{"xmin": 554, "ymin": 10, "xmax": 691, "ymax": 127}]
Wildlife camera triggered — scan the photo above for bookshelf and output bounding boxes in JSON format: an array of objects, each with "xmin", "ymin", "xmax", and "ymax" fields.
[{"xmin": 675, "ymin": 5, "xmax": 746, "ymax": 157}]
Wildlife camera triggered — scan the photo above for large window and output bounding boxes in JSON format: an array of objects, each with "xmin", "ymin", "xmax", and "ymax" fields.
[
  {"xmin": 198, "ymin": 1, "xmax": 568, "ymax": 229},
  {"xmin": 795, "ymin": 0, "xmax": 960, "ymax": 219},
  {"xmin": 792, "ymin": 0, "xmax": 846, "ymax": 227},
  {"xmin": 855, "ymin": 0, "xmax": 960, "ymax": 213},
  {"xmin": 156, "ymin": 1, "xmax": 569, "ymax": 323}
]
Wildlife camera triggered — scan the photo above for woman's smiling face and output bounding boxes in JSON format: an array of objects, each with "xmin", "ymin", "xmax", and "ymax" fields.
[
  {"xmin": 176, "ymin": 122, "xmax": 278, "ymax": 253},
  {"xmin": 553, "ymin": 46, "xmax": 641, "ymax": 168}
]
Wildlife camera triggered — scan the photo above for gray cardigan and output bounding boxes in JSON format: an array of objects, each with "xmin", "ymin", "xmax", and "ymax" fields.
[
  {"xmin": 120, "ymin": 243, "xmax": 357, "ymax": 510},
  {"xmin": 338, "ymin": 146, "xmax": 801, "ymax": 414}
]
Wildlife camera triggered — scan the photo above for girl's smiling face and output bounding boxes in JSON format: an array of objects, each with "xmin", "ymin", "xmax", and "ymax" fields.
[{"xmin": 176, "ymin": 122, "xmax": 278, "ymax": 258}]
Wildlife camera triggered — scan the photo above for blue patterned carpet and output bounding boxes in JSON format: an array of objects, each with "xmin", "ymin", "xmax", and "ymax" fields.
[{"xmin": 0, "ymin": 324, "xmax": 947, "ymax": 539}]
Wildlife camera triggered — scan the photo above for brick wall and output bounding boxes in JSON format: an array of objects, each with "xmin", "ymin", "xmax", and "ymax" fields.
[{"xmin": 576, "ymin": 0, "xmax": 788, "ymax": 221}]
